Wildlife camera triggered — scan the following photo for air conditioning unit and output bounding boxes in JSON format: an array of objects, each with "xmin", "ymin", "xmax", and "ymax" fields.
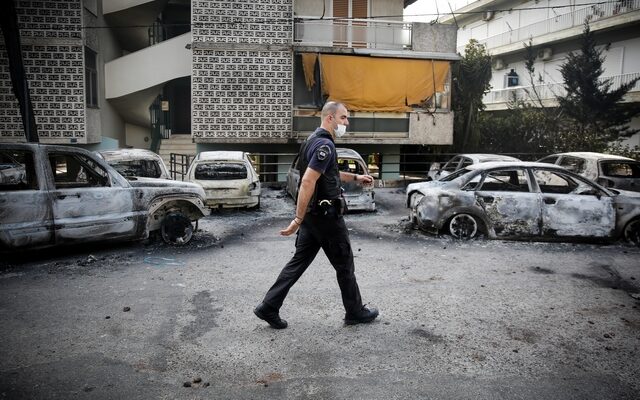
[
  {"xmin": 482, "ymin": 11, "xmax": 495, "ymax": 21},
  {"xmin": 537, "ymin": 47, "xmax": 553, "ymax": 61},
  {"xmin": 493, "ymin": 58, "xmax": 505, "ymax": 70}
]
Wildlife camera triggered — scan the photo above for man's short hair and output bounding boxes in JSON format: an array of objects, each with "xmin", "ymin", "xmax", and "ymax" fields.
[{"xmin": 321, "ymin": 101, "xmax": 346, "ymax": 118}]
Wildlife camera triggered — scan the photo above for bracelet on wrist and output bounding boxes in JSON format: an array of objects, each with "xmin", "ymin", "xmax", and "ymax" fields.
[
  {"xmin": 353, "ymin": 174, "xmax": 358, "ymax": 181},
  {"xmin": 293, "ymin": 217, "xmax": 302, "ymax": 225}
]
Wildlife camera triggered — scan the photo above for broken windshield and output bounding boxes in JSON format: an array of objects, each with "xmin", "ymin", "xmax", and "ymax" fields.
[{"xmin": 195, "ymin": 162, "xmax": 248, "ymax": 180}]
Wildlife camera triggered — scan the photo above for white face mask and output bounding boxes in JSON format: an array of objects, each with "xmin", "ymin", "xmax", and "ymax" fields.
[{"xmin": 335, "ymin": 123, "xmax": 347, "ymax": 138}]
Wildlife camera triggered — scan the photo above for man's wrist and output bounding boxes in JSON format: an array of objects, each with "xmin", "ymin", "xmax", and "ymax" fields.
[{"xmin": 293, "ymin": 216, "xmax": 303, "ymax": 225}]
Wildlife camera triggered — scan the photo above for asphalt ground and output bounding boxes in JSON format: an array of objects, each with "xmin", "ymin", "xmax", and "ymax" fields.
[{"xmin": 1, "ymin": 188, "xmax": 639, "ymax": 399}]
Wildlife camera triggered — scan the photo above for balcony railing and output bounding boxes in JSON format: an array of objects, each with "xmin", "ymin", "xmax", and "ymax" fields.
[
  {"xmin": 294, "ymin": 17, "xmax": 412, "ymax": 50},
  {"xmin": 484, "ymin": 72, "xmax": 640, "ymax": 104},
  {"xmin": 459, "ymin": 0, "xmax": 640, "ymax": 53}
]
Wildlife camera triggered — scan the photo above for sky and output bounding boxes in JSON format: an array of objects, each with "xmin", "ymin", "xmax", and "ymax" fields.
[{"xmin": 404, "ymin": 0, "xmax": 474, "ymax": 23}]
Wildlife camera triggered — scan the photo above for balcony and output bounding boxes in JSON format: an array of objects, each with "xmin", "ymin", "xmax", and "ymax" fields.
[
  {"xmin": 459, "ymin": 0, "xmax": 640, "ymax": 54},
  {"xmin": 484, "ymin": 72, "xmax": 640, "ymax": 110},
  {"xmin": 294, "ymin": 17, "xmax": 412, "ymax": 50}
]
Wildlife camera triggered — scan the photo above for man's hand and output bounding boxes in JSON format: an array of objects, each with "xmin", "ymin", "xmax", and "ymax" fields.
[
  {"xmin": 280, "ymin": 219, "xmax": 300, "ymax": 236},
  {"xmin": 357, "ymin": 174, "xmax": 374, "ymax": 185}
]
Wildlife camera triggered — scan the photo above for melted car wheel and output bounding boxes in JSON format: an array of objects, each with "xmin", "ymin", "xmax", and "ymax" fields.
[
  {"xmin": 449, "ymin": 213, "xmax": 479, "ymax": 240},
  {"xmin": 161, "ymin": 213, "xmax": 194, "ymax": 245},
  {"xmin": 623, "ymin": 219, "xmax": 640, "ymax": 247}
]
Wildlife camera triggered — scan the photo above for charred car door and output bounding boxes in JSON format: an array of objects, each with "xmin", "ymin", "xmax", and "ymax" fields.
[
  {"xmin": 47, "ymin": 150, "xmax": 141, "ymax": 244},
  {"xmin": 0, "ymin": 149, "xmax": 54, "ymax": 249},
  {"xmin": 473, "ymin": 167, "xmax": 541, "ymax": 238},
  {"xmin": 532, "ymin": 169, "xmax": 615, "ymax": 238}
]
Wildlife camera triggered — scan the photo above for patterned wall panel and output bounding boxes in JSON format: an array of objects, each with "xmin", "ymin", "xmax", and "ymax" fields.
[
  {"xmin": 191, "ymin": 0, "xmax": 293, "ymax": 141},
  {"xmin": 0, "ymin": 0, "xmax": 85, "ymax": 143}
]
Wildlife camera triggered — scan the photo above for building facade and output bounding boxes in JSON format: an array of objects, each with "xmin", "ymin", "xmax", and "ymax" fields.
[
  {"xmin": 441, "ymin": 0, "xmax": 640, "ymax": 147},
  {"xmin": 0, "ymin": 0, "xmax": 460, "ymax": 179}
]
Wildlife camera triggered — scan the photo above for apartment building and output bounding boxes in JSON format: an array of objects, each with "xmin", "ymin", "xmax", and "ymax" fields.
[
  {"xmin": 0, "ymin": 0, "xmax": 459, "ymax": 179},
  {"xmin": 441, "ymin": 0, "xmax": 640, "ymax": 146}
]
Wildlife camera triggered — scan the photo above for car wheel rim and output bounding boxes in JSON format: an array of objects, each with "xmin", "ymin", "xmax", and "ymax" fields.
[
  {"xmin": 449, "ymin": 214, "xmax": 478, "ymax": 240},
  {"xmin": 161, "ymin": 213, "xmax": 194, "ymax": 245},
  {"xmin": 624, "ymin": 219, "xmax": 640, "ymax": 246}
]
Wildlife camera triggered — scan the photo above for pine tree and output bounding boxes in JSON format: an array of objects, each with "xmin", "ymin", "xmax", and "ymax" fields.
[
  {"xmin": 557, "ymin": 22, "xmax": 640, "ymax": 151},
  {"xmin": 452, "ymin": 39, "xmax": 492, "ymax": 151}
]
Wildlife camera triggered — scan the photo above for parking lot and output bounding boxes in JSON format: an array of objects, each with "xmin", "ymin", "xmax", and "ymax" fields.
[{"xmin": 1, "ymin": 188, "xmax": 639, "ymax": 399}]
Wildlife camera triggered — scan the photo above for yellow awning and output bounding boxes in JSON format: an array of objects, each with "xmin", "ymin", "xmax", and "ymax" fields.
[
  {"xmin": 318, "ymin": 54, "xmax": 450, "ymax": 112},
  {"xmin": 301, "ymin": 53, "xmax": 317, "ymax": 91}
]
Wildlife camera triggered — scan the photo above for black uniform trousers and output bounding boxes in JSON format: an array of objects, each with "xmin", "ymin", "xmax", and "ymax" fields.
[{"xmin": 262, "ymin": 213, "xmax": 363, "ymax": 314}]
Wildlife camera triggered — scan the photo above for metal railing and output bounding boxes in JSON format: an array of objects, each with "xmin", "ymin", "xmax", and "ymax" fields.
[
  {"xmin": 294, "ymin": 17, "xmax": 412, "ymax": 50},
  {"xmin": 459, "ymin": 0, "xmax": 640, "ymax": 53},
  {"xmin": 170, "ymin": 152, "xmax": 547, "ymax": 184},
  {"xmin": 484, "ymin": 72, "xmax": 640, "ymax": 104},
  {"xmin": 169, "ymin": 153, "xmax": 195, "ymax": 181}
]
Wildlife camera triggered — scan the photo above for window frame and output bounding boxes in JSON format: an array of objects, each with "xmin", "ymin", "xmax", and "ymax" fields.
[{"xmin": 84, "ymin": 46, "xmax": 98, "ymax": 108}]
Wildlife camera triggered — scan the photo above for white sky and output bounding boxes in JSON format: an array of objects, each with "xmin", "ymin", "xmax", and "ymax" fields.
[{"xmin": 404, "ymin": 0, "xmax": 474, "ymax": 23}]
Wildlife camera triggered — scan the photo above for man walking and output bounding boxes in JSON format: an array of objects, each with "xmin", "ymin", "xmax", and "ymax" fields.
[{"xmin": 254, "ymin": 101, "xmax": 378, "ymax": 329}]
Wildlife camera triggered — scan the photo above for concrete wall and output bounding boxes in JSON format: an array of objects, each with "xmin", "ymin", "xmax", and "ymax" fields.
[
  {"xmin": 0, "ymin": 0, "xmax": 86, "ymax": 143},
  {"xmin": 125, "ymin": 123, "xmax": 151, "ymax": 149},
  {"xmin": 412, "ymin": 23, "xmax": 458, "ymax": 53},
  {"xmin": 191, "ymin": 0, "xmax": 293, "ymax": 143}
]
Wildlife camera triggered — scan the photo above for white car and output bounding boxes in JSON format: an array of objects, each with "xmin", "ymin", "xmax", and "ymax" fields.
[
  {"xmin": 406, "ymin": 161, "xmax": 640, "ymax": 245},
  {"xmin": 537, "ymin": 152, "xmax": 640, "ymax": 192},
  {"xmin": 98, "ymin": 148, "xmax": 171, "ymax": 180},
  {"xmin": 428, "ymin": 153, "xmax": 520, "ymax": 181},
  {"xmin": 186, "ymin": 151, "xmax": 261, "ymax": 209}
]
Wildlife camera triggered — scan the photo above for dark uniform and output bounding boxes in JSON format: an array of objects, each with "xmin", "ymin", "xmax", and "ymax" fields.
[{"xmin": 261, "ymin": 128, "xmax": 363, "ymax": 314}]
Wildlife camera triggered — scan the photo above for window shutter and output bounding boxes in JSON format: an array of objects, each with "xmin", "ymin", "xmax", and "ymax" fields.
[
  {"xmin": 352, "ymin": 0, "xmax": 368, "ymax": 18},
  {"xmin": 333, "ymin": 0, "xmax": 348, "ymax": 17}
]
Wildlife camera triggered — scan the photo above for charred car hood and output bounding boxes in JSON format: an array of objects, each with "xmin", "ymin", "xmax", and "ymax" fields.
[
  {"xmin": 128, "ymin": 177, "xmax": 198, "ymax": 189},
  {"xmin": 127, "ymin": 177, "xmax": 206, "ymax": 197}
]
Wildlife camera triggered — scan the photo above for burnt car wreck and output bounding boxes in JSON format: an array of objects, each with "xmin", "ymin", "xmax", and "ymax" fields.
[
  {"xmin": 406, "ymin": 162, "xmax": 640, "ymax": 245},
  {"xmin": 0, "ymin": 143, "xmax": 210, "ymax": 250}
]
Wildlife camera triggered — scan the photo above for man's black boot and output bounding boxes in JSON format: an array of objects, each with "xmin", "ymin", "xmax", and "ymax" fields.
[
  {"xmin": 344, "ymin": 305, "xmax": 379, "ymax": 325},
  {"xmin": 254, "ymin": 302, "xmax": 288, "ymax": 329}
]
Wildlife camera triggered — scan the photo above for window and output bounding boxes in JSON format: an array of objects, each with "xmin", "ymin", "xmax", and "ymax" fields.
[
  {"xmin": 110, "ymin": 160, "xmax": 162, "ymax": 178},
  {"xmin": 85, "ymin": 47, "xmax": 98, "ymax": 108},
  {"xmin": 533, "ymin": 170, "xmax": 578, "ymax": 194},
  {"xmin": 442, "ymin": 157, "xmax": 461, "ymax": 173},
  {"xmin": 601, "ymin": 161, "xmax": 640, "ymax": 178},
  {"xmin": 0, "ymin": 150, "xmax": 37, "ymax": 191},
  {"xmin": 49, "ymin": 153, "xmax": 109, "ymax": 189},
  {"xmin": 338, "ymin": 158, "xmax": 365, "ymax": 174},
  {"xmin": 506, "ymin": 69, "xmax": 519, "ymax": 87},
  {"xmin": 478, "ymin": 169, "xmax": 529, "ymax": 192},
  {"xmin": 537, "ymin": 155, "xmax": 559, "ymax": 164},
  {"xmin": 195, "ymin": 162, "xmax": 248, "ymax": 180},
  {"xmin": 559, "ymin": 156, "xmax": 586, "ymax": 174}
]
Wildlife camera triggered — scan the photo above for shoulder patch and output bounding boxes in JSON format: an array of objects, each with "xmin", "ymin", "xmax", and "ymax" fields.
[{"xmin": 316, "ymin": 144, "xmax": 331, "ymax": 161}]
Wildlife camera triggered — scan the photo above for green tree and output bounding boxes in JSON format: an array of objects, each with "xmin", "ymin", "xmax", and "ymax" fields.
[
  {"xmin": 557, "ymin": 22, "xmax": 640, "ymax": 151},
  {"xmin": 452, "ymin": 39, "xmax": 492, "ymax": 151}
]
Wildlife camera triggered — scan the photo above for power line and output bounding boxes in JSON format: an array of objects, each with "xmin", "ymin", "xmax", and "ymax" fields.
[{"xmin": 73, "ymin": 1, "xmax": 619, "ymax": 30}]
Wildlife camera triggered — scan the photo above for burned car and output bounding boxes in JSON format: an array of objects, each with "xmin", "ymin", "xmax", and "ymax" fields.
[
  {"xmin": 0, "ymin": 143, "xmax": 209, "ymax": 250},
  {"xmin": 186, "ymin": 151, "xmax": 261, "ymax": 209},
  {"xmin": 406, "ymin": 161, "xmax": 640, "ymax": 245},
  {"xmin": 537, "ymin": 152, "xmax": 640, "ymax": 192},
  {"xmin": 286, "ymin": 147, "xmax": 376, "ymax": 212},
  {"xmin": 428, "ymin": 153, "xmax": 520, "ymax": 181},
  {"xmin": 97, "ymin": 148, "xmax": 171, "ymax": 180}
]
